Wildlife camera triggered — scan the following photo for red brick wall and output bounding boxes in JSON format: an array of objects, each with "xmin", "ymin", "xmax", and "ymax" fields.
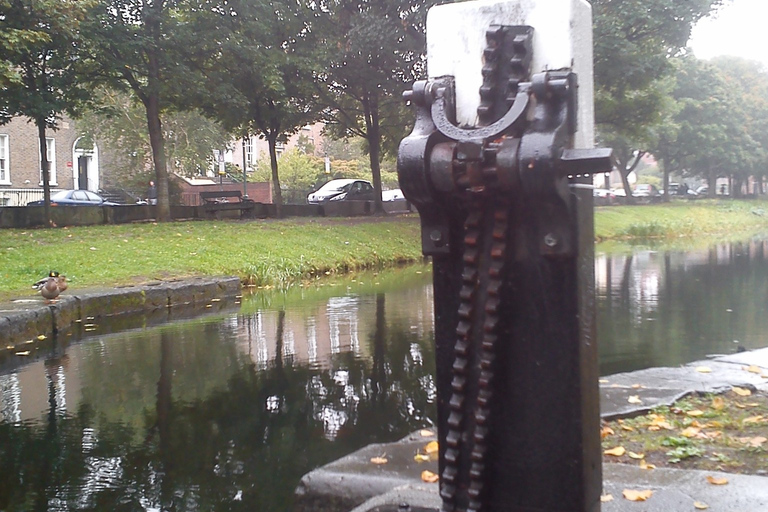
[{"xmin": 178, "ymin": 182, "xmax": 272, "ymax": 206}]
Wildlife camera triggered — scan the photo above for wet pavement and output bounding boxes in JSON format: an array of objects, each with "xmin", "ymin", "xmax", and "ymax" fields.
[{"xmin": 296, "ymin": 348, "xmax": 768, "ymax": 512}]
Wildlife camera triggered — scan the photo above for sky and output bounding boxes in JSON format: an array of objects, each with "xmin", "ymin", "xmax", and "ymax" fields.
[{"xmin": 688, "ymin": 0, "xmax": 768, "ymax": 69}]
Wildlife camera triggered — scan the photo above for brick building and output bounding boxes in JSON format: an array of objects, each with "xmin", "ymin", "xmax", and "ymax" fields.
[{"xmin": 0, "ymin": 116, "xmax": 100, "ymax": 206}]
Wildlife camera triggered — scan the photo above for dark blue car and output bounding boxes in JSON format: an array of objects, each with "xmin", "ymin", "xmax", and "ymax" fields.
[{"xmin": 27, "ymin": 190, "xmax": 119, "ymax": 206}]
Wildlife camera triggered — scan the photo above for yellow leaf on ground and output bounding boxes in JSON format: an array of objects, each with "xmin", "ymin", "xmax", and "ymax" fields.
[
  {"xmin": 628, "ymin": 451, "xmax": 644, "ymax": 460},
  {"xmin": 706, "ymin": 476, "xmax": 728, "ymax": 485},
  {"xmin": 414, "ymin": 453, "xmax": 430, "ymax": 463},
  {"xmin": 599, "ymin": 379, "xmax": 609, "ymax": 383},
  {"xmin": 639, "ymin": 460, "xmax": 656, "ymax": 470},
  {"xmin": 604, "ymin": 446, "xmax": 626, "ymax": 457},
  {"xmin": 627, "ymin": 395, "xmax": 642, "ymax": 404},
  {"xmin": 601, "ymin": 426, "xmax": 615, "ymax": 438},
  {"xmin": 424, "ymin": 441, "xmax": 439, "ymax": 454},
  {"xmin": 732, "ymin": 387, "xmax": 752, "ymax": 396},
  {"xmin": 621, "ymin": 424, "xmax": 635, "ymax": 432},
  {"xmin": 419, "ymin": 429, "xmax": 434, "ymax": 437},
  {"xmin": 686, "ymin": 410, "xmax": 704, "ymax": 417},
  {"xmin": 695, "ymin": 366, "xmax": 712, "ymax": 373},
  {"xmin": 737, "ymin": 436, "xmax": 766, "ymax": 447},
  {"xmin": 711, "ymin": 396, "xmax": 725, "ymax": 410},
  {"xmin": 743, "ymin": 415, "xmax": 765, "ymax": 424},
  {"xmin": 36, "ymin": 335, "xmax": 46, "ymax": 341},
  {"xmin": 622, "ymin": 489, "xmax": 653, "ymax": 501},
  {"xmin": 370, "ymin": 456, "xmax": 388, "ymax": 465},
  {"xmin": 421, "ymin": 470, "xmax": 439, "ymax": 483},
  {"xmin": 631, "ymin": 384, "xmax": 645, "ymax": 389},
  {"xmin": 694, "ymin": 501, "xmax": 709, "ymax": 510},
  {"xmin": 744, "ymin": 365, "xmax": 763, "ymax": 374},
  {"xmin": 681, "ymin": 427, "xmax": 701, "ymax": 438},
  {"xmin": 600, "ymin": 494, "xmax": 613, "ymax": 502}
]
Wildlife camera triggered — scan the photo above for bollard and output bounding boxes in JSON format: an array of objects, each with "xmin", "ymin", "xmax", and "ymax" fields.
[{"xmin": 397, "ymin": 1, "xmax": 613, "ymax": 511}]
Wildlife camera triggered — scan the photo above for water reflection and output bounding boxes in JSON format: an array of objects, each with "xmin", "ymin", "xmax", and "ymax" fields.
[
  {"xmin": 0, "ymin": 267, "xmax": 437, "ymax": 511},
  {"xmin": 596, "ymin": 238, "xmax": 768, "ymax": 374}
]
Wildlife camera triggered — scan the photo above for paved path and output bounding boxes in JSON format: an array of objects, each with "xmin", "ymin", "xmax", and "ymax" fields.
[{"xmin": 295, "ymin": 348, "xmax": 768, "ymax": 512}]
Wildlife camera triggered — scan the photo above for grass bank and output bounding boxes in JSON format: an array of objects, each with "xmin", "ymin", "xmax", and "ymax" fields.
[
  {"xmin": 0, "ymin": 216, "xmax": 423, "ymax": 302},
  {"xmin": 595, "ymin": 199, "xmax": 768, "ymax": 244},
  {"xmin": 4, "ymin": 199, "xmax": 768, "ymax": 301}
]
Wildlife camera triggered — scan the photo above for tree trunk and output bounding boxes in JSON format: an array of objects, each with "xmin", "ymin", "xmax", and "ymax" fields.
[
  {"xmin": 268, "ymin": 137, "xmax": 283, "ymax": 218},
  {"xmin": 36, "ymin": 121, "xmax": 52, "ymax": 226},
  {"xmin": 661, "ymin": 159, "xmax": 670, "ymax": 203},
  {"xmin": 362, "ymin": 92, "xmax": 384, "ymax": 214}
]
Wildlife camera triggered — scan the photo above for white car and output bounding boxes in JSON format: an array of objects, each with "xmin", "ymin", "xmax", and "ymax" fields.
[
  {"xmin": 382, "ymin": 189, "xmax": 404, "ymax": 201},
  {"xmin": 307, "ymin": 179, "xmax": 374, "ymax": 203}
]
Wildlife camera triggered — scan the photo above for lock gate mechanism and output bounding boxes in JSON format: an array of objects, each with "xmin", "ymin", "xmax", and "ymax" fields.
[{"xmin": 397, "ymin": 25, "xmax": 613, "ymax": 512}]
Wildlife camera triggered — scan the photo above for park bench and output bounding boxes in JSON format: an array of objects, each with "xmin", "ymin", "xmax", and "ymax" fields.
[{"xmin": 199, "ymin": 190, "xmax": 256, "ymax": 219}]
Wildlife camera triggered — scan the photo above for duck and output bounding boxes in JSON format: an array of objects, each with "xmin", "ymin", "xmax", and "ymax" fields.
[
  {"xmin": 40, "ymin": 277, "xmax": 61, "ymax": 303},
  {"xmin": 33, "ymin": 271, "xmax": 60, "ymax": 291},
  {"xmin": 56, "ymin": 275, "xmax": 68, "ymax": 293}
]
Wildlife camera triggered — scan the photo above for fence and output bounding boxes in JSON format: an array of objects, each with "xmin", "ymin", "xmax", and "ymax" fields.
[{"xmin": 0, "ymin": 188, "xmax": 62, "ymax": 207}]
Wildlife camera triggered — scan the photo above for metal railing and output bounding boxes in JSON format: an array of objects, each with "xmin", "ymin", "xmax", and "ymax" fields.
[{"xmin": 0, "ymin": 188, "xmax": 63, "ymax": 207}]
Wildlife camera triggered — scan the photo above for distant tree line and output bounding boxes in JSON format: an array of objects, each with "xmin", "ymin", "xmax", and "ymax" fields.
[{"xmin": 2, "ymin": 0, "xmax": 761, "ymax": 223}]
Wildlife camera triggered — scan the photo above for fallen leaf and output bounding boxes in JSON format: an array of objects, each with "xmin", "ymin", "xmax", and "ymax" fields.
[
  {"xmin": 604, "ymin": 446, "xmax": 626, "ymax": 457},
  {"xmin": 621, "ymin": 424, "xmax": 635, "ymax": 432},
  {"xmin": 15, "ymin": 351, "xmax": 31, "ymax": 356},
  {"xmin": 425, "ymin": 441, "xmax": 439, "ymax": 454},
  {"xmin": 743, "ymin": 415, "xmax": 765, "ymax": 424},
  {"xmin": 419, "ymin": 429, "xmax": 435, "ymax": 437},
  {"xmin": 601, "ymin": 426, "xmax": 615, "ymax": 438},
  {"xmin": 36, "ymin": 335, "xmax": 46, "ymax": 341},
  {"xmin": 694, "ymin": 501, "xmax": 709, "ymax": 510},
  {"xmin": 599, "ymin": 379, "xmax": 609, "ymax": 383},
  {"xmin": 600, "ymin": 494, "xmax": 613, "ymax": 503},
  {"xmin": 736, "ymin": 436, "xmax": 766, "ymax": 447},
  {"xmin": 744, "ymin": 365, "xmax": 763, "ymax": 374},
  {"xmin": 627, "ymin": 395, "xmax": 642, "ymax": 404},
  {"xmin": 732, "ymin": 387, "xmax": 752, "ymax": 396},
  {"xmin": 631, "ymin": 384, "xmax": 645, "ymax": 389},
  {"xmin": 370, "ymin": 456, "xmax": 388, "ymax": 465},
  {"xmin": 622, "ymin": 489, "xmax": 653, "ymax": 502},
  {"xmin": 628, "ymin": 451, "xmax": 645, "ymax": 460},
  {"xmin": 414, "ymin": 453, "xmax": 430, "ymax": 463},
  {"xmin": 686, "ymin": 410, "xmax": 704, "ymax": 417},
  {"xmin": 695, "ymin": 366, "xmax": 712, "ymax": 373},
  {"xmin": 706, "ymin": 476, "xmax": 728, "ymax": 485},
  {"xmin": 681, "ymin": 427, "xmax": 701, "ymax": 438},
  {"xmin": 711, "ymin": 396, "xmax": 725, "ymax": 410},
  {"xmin": 639, "ymin": 460, "xmax": 656, "ymax": 470},
  {"xmin": 421, "ymin": 470, "xmax": 439, "ymax": 483}
]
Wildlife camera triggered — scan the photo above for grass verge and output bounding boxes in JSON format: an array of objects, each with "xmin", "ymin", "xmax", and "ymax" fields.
[
  {"xmin": 0, "ymin": 216, "xmax": 423, "ymax": 302},
  {"xmin": 602, "ymin": 388, "xmax": 768, "ymax": 475}
]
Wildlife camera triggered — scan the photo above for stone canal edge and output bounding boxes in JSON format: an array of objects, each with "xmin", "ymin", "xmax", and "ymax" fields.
[{"xmin": 0, "ymin": 276, "xmax": 241, "ymax": 353}]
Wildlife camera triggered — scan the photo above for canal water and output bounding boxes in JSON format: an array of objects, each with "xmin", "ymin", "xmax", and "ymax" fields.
[{"xmin": 2, "ymin": 239, "xmax": 768, "ymax": 511}]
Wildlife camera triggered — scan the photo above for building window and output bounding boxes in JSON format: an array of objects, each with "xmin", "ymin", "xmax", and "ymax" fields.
[
  {"xmin": 0, "ymin": 135, "xmax": 8, "ymax": 184},
  {"xmin": 275, "ymin": 140, "xmax": 285, "ymax": 157},
  {"xmin": 39, "ymin": 137, "xmax": 56, "ymax": 185},
  {"xmin": 245, "ymin": 136, "xmax": 256, "ymax": 169}
]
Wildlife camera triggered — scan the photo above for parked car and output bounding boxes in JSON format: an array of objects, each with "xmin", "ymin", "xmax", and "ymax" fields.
[
  {"xmin": 632, "ymin": 184, "xmax": 661, "ymax": 203},
  {"xmin": 27, "ymin": 189, "xmax": 119, "ymax": 206},
  {"xmin": 307, "ymin": 179, "xmax": 375, "ymax": 203},
  {"xmin": 593, "ymin": 188, "xmax": 617, "ymax": 206},
  {"xmin": 382, "ymin": 189, "xmax": 404, "ymax": 201}
]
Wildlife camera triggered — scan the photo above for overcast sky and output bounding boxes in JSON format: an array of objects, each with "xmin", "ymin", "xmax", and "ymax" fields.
[{"xmin": 688, "ymin": 0, "xmax": 768, "ymax": 69}]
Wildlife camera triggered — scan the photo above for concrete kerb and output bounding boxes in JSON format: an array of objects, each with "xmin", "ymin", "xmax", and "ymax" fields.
[
  {"xmin": 296, "ymin": 348, "xmax": 768, "ymax": 512},
  {"xmin": 0, "ymin": 276, "xmax": 242, "ymax": 352}
]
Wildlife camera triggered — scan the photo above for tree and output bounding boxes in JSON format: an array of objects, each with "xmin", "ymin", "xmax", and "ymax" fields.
[
  {"xmin": 82, "ymin": 0, "xmax": 197, "ymax": 221},
  {"xmin": 185, "ymin": 0, "xmax": 322, "ymax": 218},
  {"xmin": 80, "ymin": 88, "xmax": 232, "ymax": 194},
  {"xmin": 314, "ymin": 0, "xmax": 438, "ymax": 214},
  {"xmin": 592, "ymin": 0, "xmax": 727, "ymax": 201},
  {"xmin": 0, "ymin": 0, "xmax": 94, "ymax": 225}
]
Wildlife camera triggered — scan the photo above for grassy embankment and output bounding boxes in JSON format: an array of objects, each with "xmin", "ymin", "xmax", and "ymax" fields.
[{"xmin": 3, "ymin": 199, "xmax": 768, "ymax": 301}]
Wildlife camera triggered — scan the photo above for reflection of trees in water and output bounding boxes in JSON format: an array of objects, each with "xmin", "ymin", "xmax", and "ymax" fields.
[
  {"xmin": 0, "ymin": 315, "xmax": 436, "ymax": 511},
  {"xmin": 597, "ymin": 240, "xmax": 768, "ymax": 375}
]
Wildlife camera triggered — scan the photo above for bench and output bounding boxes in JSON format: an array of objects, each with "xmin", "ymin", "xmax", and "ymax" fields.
[{"xmin": 199, "ymin": 190, "xmax": 256, "ymax": 219}]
